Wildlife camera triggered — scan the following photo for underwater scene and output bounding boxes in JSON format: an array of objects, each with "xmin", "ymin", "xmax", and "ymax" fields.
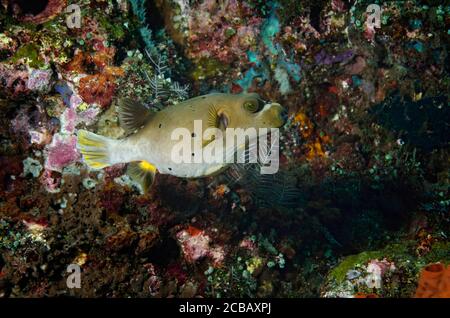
[{"xmin": 0, "ymin": 0, "xmax": 449, "ymax": 299}]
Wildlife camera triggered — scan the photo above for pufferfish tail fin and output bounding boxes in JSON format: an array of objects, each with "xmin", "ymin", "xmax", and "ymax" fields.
[
  {"xmin": 77, "ymin": 130, "xmax": 117, "ymax": 169},
  {"xmin": 127, "ymin": 161, "xmax": 157, "ymax": 193}
]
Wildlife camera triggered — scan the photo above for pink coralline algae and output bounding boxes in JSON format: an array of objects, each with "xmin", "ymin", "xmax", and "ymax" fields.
[
  {"xmin": 77, "ymin": 107, "xmax": 101, "ymax": 126},
  {"xmin": 176, "ymin": 226, "xmax": 225, "ymax": 266},
  {"xmin": 39, "ymin": 169, "xmax": 62, "ymax": 193},
  {"xmin": 10, "ymin": 104, "xmax": 54, "ymax": 149},
  {"xmin": 365, "ymin": 258, "xmax": 396, "ymax": 289},
  {"xmin": 43, "ymin": 84, "xmax": 80, "ymax": 173},
  {"xmin": 10, "ymin": 110, "xmax": 32, "ymax": 144},
  {"xmin": 0, "ymin": 65, "xmax": 52, "ymax": 99},
  {"xmin": 331, "ymin": 0, "xmax": 347, "ymax": 13},
  {"xmin": 367, "ymin": 259, "xmax": 396, "ymax": 277},
  {"xmin": 27, "ymin": 69, "xmax": 53, "ymax": 92},
  {"xmin": 68, "ymin": 93, "xmax": 83, "ymax": 109},
  {"xmin": 239, "ymin": 237, "xmax": 257, "ymax": 252},
  {"xmin": 44, "ymin": 134, "xmax": 80, "ymax": 172},
  {"xmin": 60, "ymin": 107, "xmax": 77, "ymax": 134},
  {"xmin": 0, "ymin": 64, "xmax": 30, "ymax": 98},
  {"xmin": 55, "ymin": 82, "xmax": 101, "ymax": 126},
  {"xmin": 29, "ymin": 130, "xmax": 52, "ymax": 146},
  {"xmin": 187, "ymin": 0, "xmax": 262, "ymax": 63}
]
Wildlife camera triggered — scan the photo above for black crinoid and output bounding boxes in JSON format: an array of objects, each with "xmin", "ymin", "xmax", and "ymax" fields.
[{"xmin": 223, "ymin": 130, "xmax": 303, "ymax": 209}]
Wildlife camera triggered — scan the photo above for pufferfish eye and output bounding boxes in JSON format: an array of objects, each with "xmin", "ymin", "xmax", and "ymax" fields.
[{"xmin": 243, "ymin": 100, "xmax": 259, "ymax": 113}]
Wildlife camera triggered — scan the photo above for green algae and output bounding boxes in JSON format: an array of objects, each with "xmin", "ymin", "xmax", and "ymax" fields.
[
  {"xmin": 190, "ymin": 58, "xmax": 228, "ymax": 81},
  {"xmin": 97, "ymin": 15, "xmax": 126, "ymax": 41},
  {"xmin": 329, "ymin": 240, "xmax": 450, "ymax": 286},
  {"xmin": 11, "ymin": 44, "xmax": 45, "ymax": 68},
  {"xmin": 330, "ymin": 250, "xmax": 384, "ymax": 283},
  {"xmin": 423, "ymin": 241, "xmax": 450, "ymax": 265}
]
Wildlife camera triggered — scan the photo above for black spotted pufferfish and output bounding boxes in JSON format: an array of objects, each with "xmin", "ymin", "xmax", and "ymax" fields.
[{"xmin": 77, "ymin": 93, "xmax": 287, "ymax": 192}]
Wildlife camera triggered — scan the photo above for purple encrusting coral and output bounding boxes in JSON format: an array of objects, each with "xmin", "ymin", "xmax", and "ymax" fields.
[
  {"xmin": 0, "ymin": 0, "xmax": 449, "ymax": 300},
  {"xmin": 0, "ymin": 65, "xmax": 52, "ymax": 98},
  {"xmin": 39, "ymin": 169, "xmax": 62, "ymax": 193},
  {"xmin": 26, "ymin": 69, "xmax": 53, "ymax": 91},
  {"xmin": 314, "ymin": 49, "xmax": 354, "ymax": 65},
  {"xmin": 44, "ymin": 134, "xmax": 79, "ymax": 172},
  {"xmin": 176, "ymin": 226, "xmax": 225, "ymax": 266}
]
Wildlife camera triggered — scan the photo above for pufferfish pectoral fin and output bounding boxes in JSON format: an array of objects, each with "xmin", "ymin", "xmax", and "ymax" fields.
[
  {"xmin": 117, "ymin": 98, "xmax": 155, "ymax": 134},
  {"xmin": 203, "ymin": 104, "xmax": 229, "ymax": 147},
  {"xmin": 127, "ymin": 161, "xmax": 157, "ymax": 193}
]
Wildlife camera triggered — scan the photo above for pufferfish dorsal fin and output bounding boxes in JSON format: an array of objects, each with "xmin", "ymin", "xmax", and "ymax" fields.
[
  {"xmin": 127, "ymin": 161, "xmax": 157, "ymax": 193},
  {"xmin": 117, "ymin": 98, "xmax": 154, "ymax": 134}
]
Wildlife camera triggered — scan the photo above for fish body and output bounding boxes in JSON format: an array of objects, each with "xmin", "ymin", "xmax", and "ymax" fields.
[{"xmin": 77, "ymin": 93, "xmax": 286, "ymax": 191}]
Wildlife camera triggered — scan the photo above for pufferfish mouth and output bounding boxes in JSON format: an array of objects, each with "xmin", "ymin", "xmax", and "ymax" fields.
[{"xmin": 260, "ymin": 102, "xmax": 288, "ymax": 127}]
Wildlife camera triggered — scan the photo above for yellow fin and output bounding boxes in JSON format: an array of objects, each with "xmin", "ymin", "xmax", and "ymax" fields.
[
  {"xmin": 77, "ymin": 130, "xmax": 113, "ymax": 169},
  {"xmin": 127, "ymin": 161, "xmax": 157, "ymax": 193},
  {"xmin": 139, "ymin": 161, "xmax": 157, "ymax": 173}
]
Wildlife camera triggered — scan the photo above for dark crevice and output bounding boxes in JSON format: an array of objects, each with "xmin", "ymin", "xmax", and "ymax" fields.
[
  {"xmin": 145, "ymin": 0, "xmax": 165, "ymax": 31},
  {"xmin": 309, "ymin": 3, "xmax": 325, "ymax": 33},
  {"xmin": 14, "ymin": 0, "xmax": 49, "ymax": 16},
  {"xmin": 146, "ymin": 237, "xmax": 180, "ymax": 267}
]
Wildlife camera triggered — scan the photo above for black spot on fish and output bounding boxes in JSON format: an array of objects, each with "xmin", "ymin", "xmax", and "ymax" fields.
[{"xmin": 168, "ymin": 167, "xmax": 172, "ymax": 171}]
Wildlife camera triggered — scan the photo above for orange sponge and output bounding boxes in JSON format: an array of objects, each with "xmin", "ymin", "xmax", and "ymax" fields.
[
  {"xmin": 414, "ymin": 263, "xmax": 450, "ymax": 298},
  {"xmin": 354, "ymin": 293, "xmax": 379, "ymax": 298}
]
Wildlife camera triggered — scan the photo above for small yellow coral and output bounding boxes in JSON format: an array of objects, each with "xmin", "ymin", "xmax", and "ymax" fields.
[
  {"xmin": 413, "ymin": 92, "xmax": 422, "ymax": 101},
  {"xmin": 305, "ymin": 139, "xmax": 326, "ymax": 160},
  {"xmin": 0, "ymin": 33, "xmax": 13, "ymax": 46},
  {"xmin": 77, "ymin": 102, "xmax": 90, "ymax": 111},
  {"xmin": 293, "ymin": 112, "xmax": 313, "ymax": 138},
  {"xmin": 246, "ymin": 256, "xmax": 264, "ymax": 274},
  {"xmin": 73, "ymin": 252, "xmax": 88, "ymax": 266}
]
